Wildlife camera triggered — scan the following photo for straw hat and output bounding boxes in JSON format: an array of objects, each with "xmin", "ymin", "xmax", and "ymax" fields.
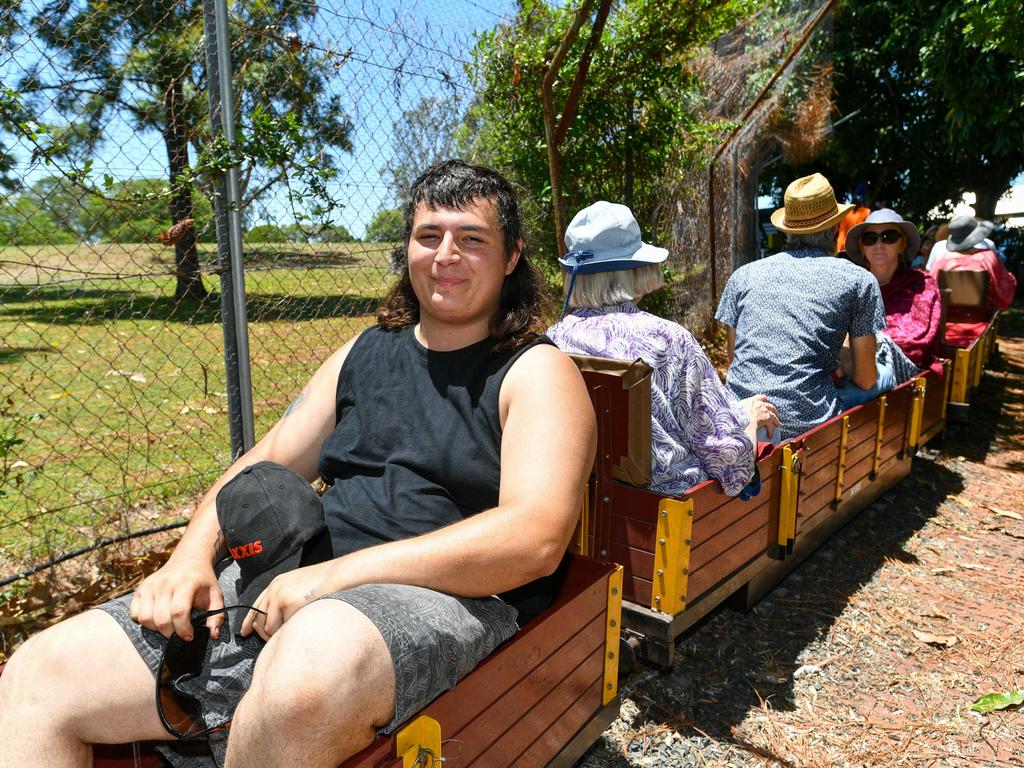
[{"xmin": 770, "ymin": 173, "xmax": 853, "ymax": 234}]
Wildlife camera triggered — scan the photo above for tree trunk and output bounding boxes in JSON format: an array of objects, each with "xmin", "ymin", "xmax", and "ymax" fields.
[
  {"xmin": 163, "ymin": 77, "xmax": 207, "ymax": 301},
  {"xmin": 972, "ymin": 179, "xmax": 1009, "ymax": 221}
]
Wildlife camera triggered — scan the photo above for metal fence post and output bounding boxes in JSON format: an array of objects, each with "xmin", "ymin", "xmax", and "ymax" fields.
[{"xmin": 202, "ymin": 0, "xmax": 255, "ymax": 458}]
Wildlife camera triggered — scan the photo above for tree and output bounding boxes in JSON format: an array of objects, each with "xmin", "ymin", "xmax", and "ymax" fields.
[
  {"xmin": 364, "ymin": 208, "xmax": 404, "ymax": 244},
  {"xmin": 22, "ymin": 0, "xmax": 353, "ymax": 299},
  {"xmin": 316, "ymin": 224, "xmax": 357, "ymax": 244},
  {"xmin": 471, "ymin": 0, "xmax": 756, "ymax": 261},
  {"xmin": 383, "ymin": 95, "xmax": 470, "ymax": 208},
  {"xmin": 247, "ymin": 224, "xmax": 289, "ymax": 244},
  {"xmin": 0, "ymin": 197, "xmax": 77, "ymax": 245},
  {"xmin": 767, "ymin": 0, "xmax": 1024, "ymax": 222}
]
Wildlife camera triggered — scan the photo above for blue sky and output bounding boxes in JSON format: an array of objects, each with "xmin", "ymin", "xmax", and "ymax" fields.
[{"xmin": 2, "ymin": 0, "xmax": 518, "ymax": 239}]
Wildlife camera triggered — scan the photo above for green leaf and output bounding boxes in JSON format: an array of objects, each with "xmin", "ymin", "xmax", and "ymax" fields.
[{"xmin": 969, "ymin": 690, "xmax": 1024, "ymax": 714}]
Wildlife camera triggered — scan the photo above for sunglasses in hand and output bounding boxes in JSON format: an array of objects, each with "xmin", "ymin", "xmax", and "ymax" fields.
[{"xmin": 156, "ymin": 605, "xmax": 265, "ymax": 739}]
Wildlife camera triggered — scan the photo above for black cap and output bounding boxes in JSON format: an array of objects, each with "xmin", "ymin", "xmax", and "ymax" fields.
[{"xmin": 216, "ymin": 461, "xmax": 332, "ymax": 606}]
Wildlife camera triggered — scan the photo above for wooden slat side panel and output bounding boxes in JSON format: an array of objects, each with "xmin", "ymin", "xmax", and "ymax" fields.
[
  {"xmin": 504, "ymin": 673, "xmax": 605, "ymax": 768},
  {"xmin": 609, "ymin": 542, "xmax": 653, "ymax": 605},
  {"xmin": 624, "ymin": 570, "xmax": 653, "ymax": 607},
  {"xmin": 448, "ymin": 614, "xmax": 606, "ymax": 766},
  {"xmin": 610, "ymin": 513, "xmax": 656, "ymax": 559},
  {"xmin": 688, "ymin": 498, "xmax": 756, "ymax": 560},
  {"xmin": 418, "ymin": 579, "xmax": 608, "ymax": 737},
  {"xmin": 920, "ymin": 370, "xmax": 947, "ymax": 427},
  {"xmin": 801, "ymin": 442, "xmax": 843, "ymax": 499},
  {"xmin": 341, "ymin": 559, "xmax": 613, "ymax": 768},
  {"xmin": 609, "ymin": 483, "xmax": 664, "ymax": 525},
  {"xmin": 689, "ymin": 496, "xmax": 774, "ymax": 572},
  {"xmin": 687, "ymin": 520, "xmax": 775, "ymax": 599}
]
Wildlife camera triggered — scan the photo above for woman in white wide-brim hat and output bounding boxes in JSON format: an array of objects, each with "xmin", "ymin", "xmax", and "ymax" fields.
[
  {"xmin": 845, "ymin": 208, "xmax": 944, "ymax": 376},
  {"xmin": 546, "ymin": 201, "xmax": 779, "ymax": 498}
]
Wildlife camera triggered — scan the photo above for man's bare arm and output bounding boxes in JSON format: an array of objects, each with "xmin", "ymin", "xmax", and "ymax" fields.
[
  {"xmin": 725, "ymin": 326, "xmax": 736, "ymax": 365},
  {"xmin": 848, "ymin": 333, "xmax": 878, "ymax": 390},
  {"xmin": 243, "ymin": 345, "xmax": 598, "ymax": 638},
  {"xmin": 130, "ymin": 337, "xmax": 355, "ymax": 640}
]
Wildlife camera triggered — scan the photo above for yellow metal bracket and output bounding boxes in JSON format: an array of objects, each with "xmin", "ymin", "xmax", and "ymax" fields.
[
  {"xmin": 833, "ymin": 416, "xmax": 849, "ymax": 505},
  {"xmin": 572, "ymin": 484, "xmax": 590, "ymax": 556},
  {"xmin": 907, "ymin": 377, "xmax": 927, "ymax": 451},
  {"xmin": 395, "ymin": 715, "xmax": 442, "ymax": 768},
  {"xmin": 871, "ymin": 396, "xmax": 887, "ymax": 477},
  {"xmin": 603, "ymin": 564, "xmax": 624, "ymax": 705},
  {"xmin": 650, "ymin": 498, "xmax": 693, "ymax": 615},
  {"xmin": 940, "ymin": 358, "xmax": 951, "ymax": 418},
  {"xmin": 951, "ymin": 348, "xmax": 970, "ymax": 403},
  {"xmin": 778, "ymin": 445, "xmax": 800, "ymax": 555}
]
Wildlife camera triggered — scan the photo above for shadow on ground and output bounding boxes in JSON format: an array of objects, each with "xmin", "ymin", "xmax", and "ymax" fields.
[
  {"xmin": 0, "ymin": 285, "xmax": 382, "ymax": 328},
  {"xmin": 597, "ymin": 456, "xmax": 964, "ymax": 765}
]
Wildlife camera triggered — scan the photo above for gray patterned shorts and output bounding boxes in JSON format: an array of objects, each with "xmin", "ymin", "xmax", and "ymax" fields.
[{"xmin": 96, "ymin": 561, "xmax": 518, "ymax": 768}]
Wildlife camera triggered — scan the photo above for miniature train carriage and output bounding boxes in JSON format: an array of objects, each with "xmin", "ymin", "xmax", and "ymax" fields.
[
  {"xmin": 571, "ymin": 353, "xmax": 951, "ymax": 667},
  {"xmin": 1, "ymin": 554, "xmax": 624, "ymax": 768}
]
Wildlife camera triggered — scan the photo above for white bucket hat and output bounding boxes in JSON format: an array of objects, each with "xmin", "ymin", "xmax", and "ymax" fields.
[
  {"xmin": 557, "ymin": 201, "xmax": 668, "ymax": 317},
  {"xmin": 559, "ymin": 201, "xmax": 669, "ymax": 271}
]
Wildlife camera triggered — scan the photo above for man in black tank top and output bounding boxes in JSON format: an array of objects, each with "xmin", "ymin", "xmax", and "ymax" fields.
[{"xmin": 0, "ymin": 161, "xmax": 597, "ymax": 768}]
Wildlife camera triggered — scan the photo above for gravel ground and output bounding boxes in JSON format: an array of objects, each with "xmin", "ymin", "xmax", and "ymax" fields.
[{"xmin": 576, "ymin": 317, "xmax": 1024, "ymax": 768}]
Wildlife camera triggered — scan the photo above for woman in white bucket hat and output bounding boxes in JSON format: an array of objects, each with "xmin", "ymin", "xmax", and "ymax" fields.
[{"xmin": 547, "ymin": 201, "xmax": 779, "ymax": 498}]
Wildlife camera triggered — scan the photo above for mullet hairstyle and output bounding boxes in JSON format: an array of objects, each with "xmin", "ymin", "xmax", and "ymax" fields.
[{"xmin": 376, "ymin": 159, "xmax": 545, "ymax": 351}]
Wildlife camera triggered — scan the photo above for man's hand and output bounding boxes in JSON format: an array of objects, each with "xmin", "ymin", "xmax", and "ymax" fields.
[
  {"xmin": 835, "ymin": 345, "xmax": 853, "ymax": 379},
  {"xmin": 128, "ymin": 555, "xmax": 224, "ymax": 641},
  {"xmin": 240, "ymin": 560, "xmax": 341, "ymax": 640}
]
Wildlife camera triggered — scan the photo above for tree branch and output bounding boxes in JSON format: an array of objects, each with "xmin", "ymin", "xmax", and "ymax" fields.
[{"xmin": 554, "ymin": 0, "xmax": 612, "ymax": 146}]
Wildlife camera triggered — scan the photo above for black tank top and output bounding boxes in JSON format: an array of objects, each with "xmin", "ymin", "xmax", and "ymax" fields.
[{"xmin": 318, "ymin": 325, "xmax": 559, "ymax": 621}]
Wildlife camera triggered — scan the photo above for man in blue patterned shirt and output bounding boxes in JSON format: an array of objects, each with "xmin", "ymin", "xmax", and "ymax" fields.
[{"xmin": 715, "ymin": 173, "xmax": 885, "ymax": 441}]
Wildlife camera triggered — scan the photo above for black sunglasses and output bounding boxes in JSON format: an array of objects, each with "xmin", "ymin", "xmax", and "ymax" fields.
[
  {"xmin": 156, "ymin": 605, "xmax": 265, "ymax": 739},
  {"xmin": 860, "ymin": 229, "xmax": 903, "ymax": 246}
]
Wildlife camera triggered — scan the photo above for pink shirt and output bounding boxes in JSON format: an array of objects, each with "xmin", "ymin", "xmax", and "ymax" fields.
[
  {"xmin": 930, "ymin": 249, "xmax": 1017, "ymax": 312},
  {"xmin": 879, "ymin": 265, "xmax": 944, "ymax": 374}
]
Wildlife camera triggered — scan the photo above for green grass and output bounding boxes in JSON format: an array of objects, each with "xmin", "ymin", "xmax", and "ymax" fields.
[{"xmin": 0, "ymin": 242, "xmax": 394, "ymax": 572}]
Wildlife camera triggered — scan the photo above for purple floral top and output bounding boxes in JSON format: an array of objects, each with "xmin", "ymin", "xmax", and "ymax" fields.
[{"xmin": 548, "ymin": 302, "xmax": 754, "ymax": 496}]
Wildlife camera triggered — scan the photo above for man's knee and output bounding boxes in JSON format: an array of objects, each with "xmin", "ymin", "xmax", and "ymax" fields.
[
  {"xmin": 2, "ymin": 618, "xmax": 84, "ymax": 699},
  {"xmin": 246, "ymin": 600, "xmax": 395, "ymax": 729}
]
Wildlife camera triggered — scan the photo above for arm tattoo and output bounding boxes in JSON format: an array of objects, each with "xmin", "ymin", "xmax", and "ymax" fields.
[
  {"xmin": 284, "ymin": 391, "xmax": 307, "ymax": 417},
  {"xmin": 214, "ymin": 529, "xmax": 228, "ymax": 560}
]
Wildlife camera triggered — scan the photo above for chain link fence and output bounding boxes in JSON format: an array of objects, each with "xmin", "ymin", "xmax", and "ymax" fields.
[
  {"xmin": 1, "ymin": 0, "xmax": 832, "ymax": 607},
  {"xmin": 0, "ymin": 0, "xmax": 516, "ymax": 589},
  {"xmin": 656, "ymin": 0, "xmax": 835, "ymax": 339}
]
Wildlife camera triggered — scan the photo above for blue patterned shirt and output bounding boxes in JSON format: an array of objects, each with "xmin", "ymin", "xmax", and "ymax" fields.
[
  {"xmin": 715, "ymin": 248, "xmax": 886, "ymax": 440},
  {"xmin": 548, "ymin": 303, "xmax": 754, "ymax": 496}
]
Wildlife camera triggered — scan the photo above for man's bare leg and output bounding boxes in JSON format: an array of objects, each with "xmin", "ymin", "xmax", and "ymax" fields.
[
  {"xmin": 225, "ymin": 600, "xmax": 396, "ymax": 768},
  {"xmin": 0, "ymin": 609, "xmax": 169, "ymax": 768}
]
